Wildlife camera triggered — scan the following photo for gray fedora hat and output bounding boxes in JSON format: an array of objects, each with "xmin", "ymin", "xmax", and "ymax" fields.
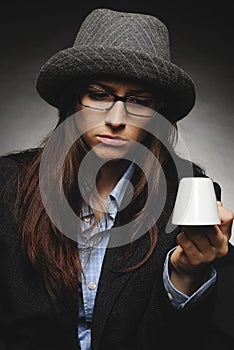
[{"xmin": 36, "ymin": 8, "xmax": 195, "ymax": 122}]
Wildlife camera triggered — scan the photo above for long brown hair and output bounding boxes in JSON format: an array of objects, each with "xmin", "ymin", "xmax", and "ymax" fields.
[{"xmin": 14, "ymin": 85, "xmax": 178, "ymax": 300}]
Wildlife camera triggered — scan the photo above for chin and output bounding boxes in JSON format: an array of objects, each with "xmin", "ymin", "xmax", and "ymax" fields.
[{"xmin": 94, "ymin": 148, "xmax": 128, "ymax": 161}]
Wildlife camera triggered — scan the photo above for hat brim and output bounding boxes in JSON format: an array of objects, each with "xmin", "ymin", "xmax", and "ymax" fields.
[{"xmin": 36, "ymin": 46, "xmax": 195, "ymax": 122}]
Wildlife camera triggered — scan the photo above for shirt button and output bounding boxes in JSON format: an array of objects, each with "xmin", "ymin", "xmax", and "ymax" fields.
[
  {"xmin": 167, "ymin": 292, "xmax": 173, "ymax": 301},
  {"xmin": 88, "ymin": 282, "xmax": 97, "ymax": 290},
  {"xmin": 83, "ymin": 216, "xmax": 91, "ymax": 223}
]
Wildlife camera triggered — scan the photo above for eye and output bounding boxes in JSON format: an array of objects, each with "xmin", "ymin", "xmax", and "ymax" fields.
[
  {"xmin": 127, "ymin": 96, "xmax": 153, "ymax": 107},
  {"xmin": 86, "ymin": 90, "xmax": 111, "ymax": 101}
]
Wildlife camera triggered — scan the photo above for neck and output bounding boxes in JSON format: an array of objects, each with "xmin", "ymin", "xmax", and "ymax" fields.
[{"xmin": 96, "ymin": 159, "xmax": 131, "ymax": 199}]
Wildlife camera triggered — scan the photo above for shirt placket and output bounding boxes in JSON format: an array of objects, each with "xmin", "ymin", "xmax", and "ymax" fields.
[{"xmin": 79, "ymin": 211, "xmax": 113, "ymax": 323}]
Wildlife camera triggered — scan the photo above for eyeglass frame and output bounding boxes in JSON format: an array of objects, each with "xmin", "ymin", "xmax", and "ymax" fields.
[{"xmin": 77, "ymin": 85, "xmax": 164, "ymax": 118}]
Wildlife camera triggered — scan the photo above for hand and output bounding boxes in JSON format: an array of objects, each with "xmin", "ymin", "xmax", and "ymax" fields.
[{"xmin": 170, "ymin": 201, "xmax": 234, "ymax": 295}]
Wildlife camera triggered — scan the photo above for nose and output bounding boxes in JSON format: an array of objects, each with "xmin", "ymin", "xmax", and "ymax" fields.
[{"xmin": 105, "ymin": 101, "xmax": 127, "ymax": 129}]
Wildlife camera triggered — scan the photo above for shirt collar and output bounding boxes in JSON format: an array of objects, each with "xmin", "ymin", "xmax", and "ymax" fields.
[
  {"xmin": 109, "ymin": 162, "xmax": 135, "ymax": 209},
  {"xmin": 81, "ymin": 162, "xmax": 135, "ymax": 218}
]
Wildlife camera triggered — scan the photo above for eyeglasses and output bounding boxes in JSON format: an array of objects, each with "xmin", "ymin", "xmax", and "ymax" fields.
[{"xmin": 78, "ymin": 86, "xmax": 162, "ymax": 117}]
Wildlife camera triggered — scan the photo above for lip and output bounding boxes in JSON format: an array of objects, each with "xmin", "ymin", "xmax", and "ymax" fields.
[{"xmin": 96, "ymin": 134, "xmax": 128, "ymax": 146}]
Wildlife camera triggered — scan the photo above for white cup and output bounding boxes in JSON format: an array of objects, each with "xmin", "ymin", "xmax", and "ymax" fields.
[{"xmin": 171, "ymin": 177, "xmax": 221, "ymax": 226}]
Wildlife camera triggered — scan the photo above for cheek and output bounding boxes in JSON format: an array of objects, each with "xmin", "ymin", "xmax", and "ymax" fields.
[
  {"xmin": 128, "ymin": 126, "xmax": 148, "ymax": 143},
  {"xmin": 137, "ymin": 130, "xmax": 148, "ymax": 142},
  {"xmin": 127, "ymin": 118, "xmax": 152, "ymax": 140},
  {"xmin": 81, "ymin": 131, "xmax": 94, "ymax": 148}
]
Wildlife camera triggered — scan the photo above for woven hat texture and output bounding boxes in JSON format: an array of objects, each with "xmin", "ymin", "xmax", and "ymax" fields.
[{"xmin": 36, "ymin": 8, "xmax": 196, "ymax": 121}]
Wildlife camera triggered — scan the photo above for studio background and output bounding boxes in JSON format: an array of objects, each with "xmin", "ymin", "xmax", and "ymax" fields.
[{"xmin": 1, "ymin": 1, "xmax": 233, "ymax": 241}]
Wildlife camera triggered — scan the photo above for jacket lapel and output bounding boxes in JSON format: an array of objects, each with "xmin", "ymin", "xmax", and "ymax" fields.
[
  {"xmin": 91, "ymin": 228, "xmax": 151, "ymax": 350},
  {"xmin": 91, "ymin": 180, "xmax": 178, "ymax": 349},
  {"xmin": 45, "ymin": 287, "xmax": 79, "ymax": 349}
]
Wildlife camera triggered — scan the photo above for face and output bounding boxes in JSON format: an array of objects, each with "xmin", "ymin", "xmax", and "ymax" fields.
[{"xmin": 76, "ymin": 80, "xmax": 157, "ymax": 161}]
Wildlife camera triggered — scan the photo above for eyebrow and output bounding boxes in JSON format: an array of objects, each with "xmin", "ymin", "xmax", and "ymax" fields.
[{"xmin": 90, "ymin": 82, "xmax": 153, "ymax": 96}]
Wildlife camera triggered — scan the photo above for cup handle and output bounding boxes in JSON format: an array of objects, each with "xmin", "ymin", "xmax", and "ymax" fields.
[{"xmin": 213, "ymin": 181, "xmax": 221, "ymax": 202}]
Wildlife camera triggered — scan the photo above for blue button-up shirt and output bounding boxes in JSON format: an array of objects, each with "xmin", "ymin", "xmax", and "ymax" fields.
[{"xmin": 78, "ymin": 164, "xmax": 216, "ymax": 349}]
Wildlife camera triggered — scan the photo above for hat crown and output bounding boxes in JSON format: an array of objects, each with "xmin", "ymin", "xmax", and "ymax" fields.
[
  {"xmin": 74, "ymin": 8, "xmax": 171, "ymax": 61},
  {"xmin": 36, "ymin": 7, "xmax": 195, "ymax": 121}
]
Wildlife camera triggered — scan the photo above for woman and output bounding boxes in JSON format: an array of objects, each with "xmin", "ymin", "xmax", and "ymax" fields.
[{"xmin": 0, "ymin": 8, "xmax": 233, "ymax": 350}]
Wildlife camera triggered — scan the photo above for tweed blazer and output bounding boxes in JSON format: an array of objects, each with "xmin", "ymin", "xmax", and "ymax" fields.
[{"xmin": 0, "ymin": 153, "xmax": 234, "ymax": 350}]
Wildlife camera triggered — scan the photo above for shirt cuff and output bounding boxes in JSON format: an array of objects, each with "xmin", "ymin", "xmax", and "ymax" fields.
[{"xmin": 163, "ymin": 247, "xmax": 217, "ymax": 309}]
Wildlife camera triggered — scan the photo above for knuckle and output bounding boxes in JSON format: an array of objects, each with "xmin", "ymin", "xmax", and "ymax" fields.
[
  {"xmin": 205, "ymin": 254, "xmax": 216, "ymax": 263},
  {"xmin": 187, "ymin": 255, "xmax": 202, "ymax": 266},
  {"xmin": 189, "ymin": 260, "xmax": 200, "ymax": 267},
  {"xmin": 188, "ymin": 252, "xmax": 215, "ymax": 266},
  {"xmin": 191, "ymin": 233, "xmax": 203, "ymax": 242},
  {"xmin": 216, "ymin": 245, "xmax": 229, "ymax": 258},
  {"xmin": 223, "ymin": 209, "xmax": 234, "ymax": 222}
]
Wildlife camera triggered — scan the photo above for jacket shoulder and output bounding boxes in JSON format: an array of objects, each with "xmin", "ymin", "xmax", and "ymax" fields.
[
  {"xmin": 0, "ymin": 149, "xmax": 39, "ymax": 203},
  {"xmin": 0, "ymin": 149, "xmax": 39, "ymax": 179},
  {"xmin": 0, "ymin": 155, "xmax": 19, "ymax": 188}
]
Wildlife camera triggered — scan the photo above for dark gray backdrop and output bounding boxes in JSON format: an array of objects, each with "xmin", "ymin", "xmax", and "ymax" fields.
[{"xmin": 1, "ymin": 1, "xmax": 233, "ymax": 240}]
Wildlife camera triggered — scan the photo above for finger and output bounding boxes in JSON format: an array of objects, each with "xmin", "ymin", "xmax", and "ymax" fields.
[
  {"xmin": 218, "ymin": 206, "xmax": 234, "ymax": 225},
  {"xmin": 184, "ymin": 224, "xmax": 227, "ymax": 252},
  {"xmin": 205, "ymin": 225, "xmax": 229, "ymax": 255},
  {"xmin": 183, "ymin": 227, "xmax": 215, "ymax": 253},
  {"xmin": 170, "ymin": 244, "xmax": 189, "ymax": 268},
  {"xmin": 176, "ymin": 232, "xmax": 205, "ymax": 265},
  {"xmin": 217, "ymin": 206, "xmax": 234, "ymax": 240},
  {"xmin": 183, "ymin": 224, "xmax": 229, "ymax": 260}
]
